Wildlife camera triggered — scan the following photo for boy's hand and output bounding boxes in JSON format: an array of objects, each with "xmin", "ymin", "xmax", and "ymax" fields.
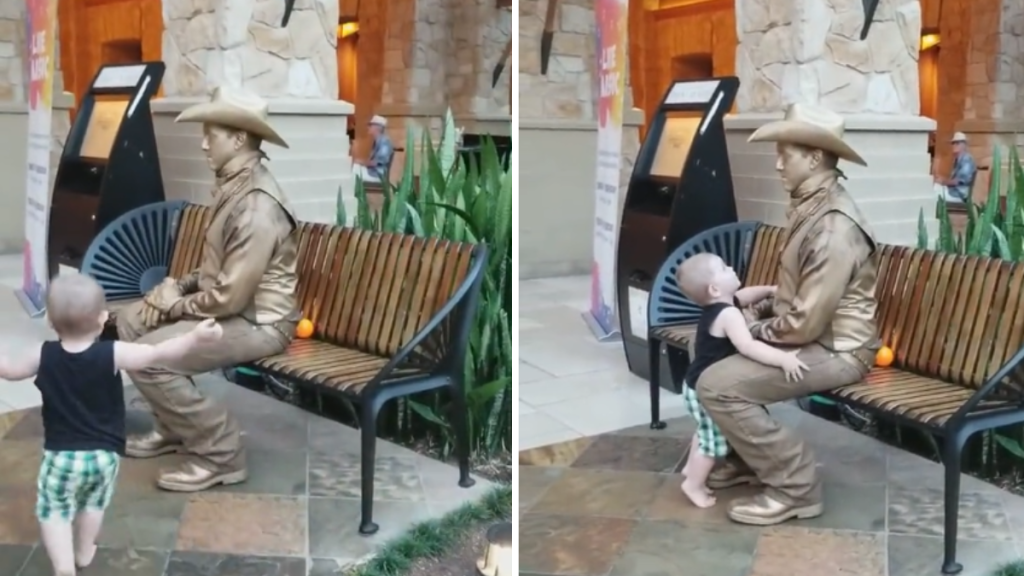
[
  {"xmin": 191, "ymin": 318, "xmax": 223, "ymax": 343},
  {"xmin": 780, "ymin": 350, "xmax": 808, "ymax": 382}
]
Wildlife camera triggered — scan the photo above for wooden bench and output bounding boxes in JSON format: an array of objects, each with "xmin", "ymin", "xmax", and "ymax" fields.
[
  {"xmin": 648, "ymin": 221, "xmax": 1024, "ymax": 575},
  {"xmin": 82, "ymin": 201, "xmax": 487, "ymax": 536}
]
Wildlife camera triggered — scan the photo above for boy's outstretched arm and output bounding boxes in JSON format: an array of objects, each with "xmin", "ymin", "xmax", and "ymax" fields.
[
  {"xmin": 114, "ymin": 319, "xmax": 223, "ymax": 372},
  {"xmin": 0, "ymin": 346, "xmax": 41, "ymax": 381},
  {"xmin": 735, "ymin": 285, "xmax": 776, "ymax": 307},
  {"xmin": 718, "ymin": 307, "xmax": 796, "ymax": 368}
]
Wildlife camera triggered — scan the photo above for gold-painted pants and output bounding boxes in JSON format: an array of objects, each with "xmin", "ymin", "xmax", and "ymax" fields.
[
  {"xmin": 116, "ymin": 301, "xmax": 291, "ymax": 468},
  {"xmin": 697, "ymin": 343, "xmax": 870, "ymax": 506}
]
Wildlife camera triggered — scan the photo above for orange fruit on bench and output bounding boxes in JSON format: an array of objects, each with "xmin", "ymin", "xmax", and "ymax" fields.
[
  {"xmin": 295, "ymin": 318, "xmax": 314, "ymax": 339},
  {"xmin": 876, "ymin": 346, "xmax": 894, "ymax": 367}
]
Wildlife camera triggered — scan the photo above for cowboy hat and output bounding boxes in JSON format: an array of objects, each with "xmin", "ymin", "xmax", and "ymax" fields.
[
  {"xmin": 175, "ymin": 86, "xmax": 289, "ymax": 148},
  {"xmin": 747, "ymin": 103, "xmax": 866, "ymax": 167},
  {"xmin": 950, "ymin": 131, "xmax": 968, "ymax": 143}
]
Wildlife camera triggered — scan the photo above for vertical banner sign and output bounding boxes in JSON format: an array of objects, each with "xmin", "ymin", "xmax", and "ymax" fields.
[
  {"xmin": 17, "ymin": 0, "xmax": 57, "ymax": 316},
  {"xmin": 587, "ymin": 0, "xmax": 627, "ymax": 338}
]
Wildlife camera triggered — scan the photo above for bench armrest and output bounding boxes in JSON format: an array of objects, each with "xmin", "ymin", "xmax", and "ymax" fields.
[
  {"xmin": 951, "ymin": 345, "xmax": 1024, "ymax": 423},
  {"xmin": 365, "ymin": 244, "xmax": 490, "ymax": 392}
]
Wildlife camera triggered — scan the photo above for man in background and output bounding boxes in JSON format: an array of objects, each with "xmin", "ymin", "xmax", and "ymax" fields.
[
  {"xmin": 353, "ymin": 115, "xmax": 394, "ymax": 183},
  {"xmin": 934, "ymin": 132, "xmax": 977, "ymax": 203}
]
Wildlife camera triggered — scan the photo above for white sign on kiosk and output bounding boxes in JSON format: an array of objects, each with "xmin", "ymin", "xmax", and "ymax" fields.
[
  {"xmin": 664, "ymin": 80, "xmax": 720, "ymax": 105},
  {"xmin": 92, "ymin": 64, "xmax": 146, "ymax": 89}
]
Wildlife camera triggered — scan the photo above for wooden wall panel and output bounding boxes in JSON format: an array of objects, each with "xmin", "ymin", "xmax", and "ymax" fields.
[
  {"xmin": 354, "ymin": 0, "xmax": 388, "ymax": 159},
  {"xmin": 59, "ymin": 0, "xmax": 161, "ymax": 118}
]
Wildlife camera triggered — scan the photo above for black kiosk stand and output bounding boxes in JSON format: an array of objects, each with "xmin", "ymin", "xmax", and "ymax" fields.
[
  {"xmin": 47, "ymin": 62, "xmax": 166, "ymax": 280},
  {"xmin": 616, "ymin": 77, "xmax": 740, "ymax": 391}
]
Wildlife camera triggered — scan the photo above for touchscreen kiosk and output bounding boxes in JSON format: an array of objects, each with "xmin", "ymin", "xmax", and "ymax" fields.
[
  {"xmin": 47, "ymin": 62, "xmax": 166, "ymax": 279},
  {"xmin": 616, "ymin": 77, "xmax": 739, "ymax": 392}
]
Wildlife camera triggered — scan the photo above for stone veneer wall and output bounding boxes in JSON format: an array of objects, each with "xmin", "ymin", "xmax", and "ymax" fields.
[
  {"xmin": 162, "ymin": 0, "xmax": 339, "ymax": 98},
  {"xmin": 519, "ymin": 0, "xmax": 597, "ymax": 120},
  {"xmin": 729, "ymin": 0, "xmax": 935, "ymax": 246},
  {"xmin": 736, "ymin": 0, "xmax": 922, "ymax": 114},
  {"xmin": 447, "ymin": 0, "xmax": 512, "ymax": 117},
  {"xmin": 0, "ymin": 0, "xmax": 24, "ymax": 102},
  {"xmin": 952, "ymin": 0, "xmax": 1024, "ymax": 200}
]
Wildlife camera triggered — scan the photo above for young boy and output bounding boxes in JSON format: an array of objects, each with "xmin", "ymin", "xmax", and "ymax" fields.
[
  {"xmin": 676, "ymin": 253, "xmax": 808, "ymax": 508},
  {"xmin": 0, "ymin": 273, "xmax": 223, "ymax": 576}
]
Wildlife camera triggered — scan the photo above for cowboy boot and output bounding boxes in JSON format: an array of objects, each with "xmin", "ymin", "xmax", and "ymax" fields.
[
  {"xmin": 126, "ymin": 429, "xmax": 183, "ymax": 458},
  {"xmin": 156, "ymin": 453, "xmax": 248, "ymax": 492},
  {"xmin": 727, "ymin": 493, "xmax": 823, "ymax": 526}
]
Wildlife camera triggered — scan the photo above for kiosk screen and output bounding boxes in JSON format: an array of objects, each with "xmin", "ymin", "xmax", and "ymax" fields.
[
  {"xmin": 79, "ymin": 96, "xmax": 130, "ymax": 160},
  {"xmin": 649, "ymin": 112, "xmax": 702, "ymax": 178}
]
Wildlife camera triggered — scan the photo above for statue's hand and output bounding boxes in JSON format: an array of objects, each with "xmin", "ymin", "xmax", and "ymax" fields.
[
  {"xmin": 145, "ymin": 277, "xmax": 182, "ymax": 312},
  {"xmin": 140, "ymin": 302, "xmax": 165, "ymax": 329}
]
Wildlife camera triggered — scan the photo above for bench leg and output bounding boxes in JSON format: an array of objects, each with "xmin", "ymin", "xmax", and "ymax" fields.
[
  {"xmin": 648, "ymin": 339, "xmax": 666, "ymax": 430},
  {"xmin": 450, "ymin": 378, "xmax": 475, "ymax": 488},
  {"xmin": 358, "ymin": 399, "xmax": 380, "ymax": 536},
  {"xmin": 941, "ymin": 431, "xmax": 968, "ymax": 575}
]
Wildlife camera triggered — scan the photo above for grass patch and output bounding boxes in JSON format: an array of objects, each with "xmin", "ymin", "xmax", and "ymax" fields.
[
  {"xmin": 348, "ymin": 484, "xmax": 512, "ymax": 576},
  {"xmin": 991, "ymin": 560, "xmax": 1024, "ymax": 576}
]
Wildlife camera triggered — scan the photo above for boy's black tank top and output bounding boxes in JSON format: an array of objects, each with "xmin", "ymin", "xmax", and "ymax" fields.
[
  {"xmin": 684, "ymin": 302, "xmax": 738, "ymax": 389},
  {"xmin": 34, "ymin": 340, "xmax": 126, "ymax": 455}
]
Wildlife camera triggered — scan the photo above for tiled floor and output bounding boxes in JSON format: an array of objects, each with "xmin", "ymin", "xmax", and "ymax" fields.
[
  {"xmin": 519, "ymin": 276, "xmax": 689, "ymax": 450},
  {"xmin": 519, "ymin": 276, "xmax": 1024, "ymax": 576},
  {"xmin": 520, "ymin": 408, "xmax": 1024, "ymax": 576},
  {"xmin": 0, "ymin": 377, "xmax": 492, "ymax": 575}
]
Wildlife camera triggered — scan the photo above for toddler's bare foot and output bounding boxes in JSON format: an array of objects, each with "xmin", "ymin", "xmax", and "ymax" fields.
[
  {"xmin": 76, "ymin": 543, "xmax": 97, "ymax": 569},
  {"xmin": 680, "ymin": 479, "xmax": 717, "ymax": 508}
]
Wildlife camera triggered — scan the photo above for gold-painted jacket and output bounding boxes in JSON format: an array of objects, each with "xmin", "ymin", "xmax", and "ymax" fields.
[
  {"xmin": 750, "ymin": 171, "xmax": 881, "ymax": 355},
  {"xmin": 168, "ymin": 153, "xmax": 301, "ymax": 326}
]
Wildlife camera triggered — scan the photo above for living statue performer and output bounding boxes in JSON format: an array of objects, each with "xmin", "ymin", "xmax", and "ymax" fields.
[
  {"xmin": 116, "ymin": 86, "xmax": 300, "ymax": 492},
  {"xmin": 696, "ymin": 103, "xmax": 881, "ymax": 525}
]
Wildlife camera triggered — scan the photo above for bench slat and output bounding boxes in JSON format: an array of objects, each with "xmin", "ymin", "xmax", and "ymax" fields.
[
  {"xmin": 167, "ymin": 204, "xmax": 211, "ymax": 278},
  {"xmin": 743, "ymin": 226, "xmax": 784, "ymax": 286}
]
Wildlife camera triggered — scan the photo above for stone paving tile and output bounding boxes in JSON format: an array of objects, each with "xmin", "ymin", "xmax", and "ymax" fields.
[
  {"xmin": 307, "ymin": 498, "xmax": 433, "ymax": 562},
  {"xmin": 210, "ymin": 448, "xmax": 308, "ymax": 496},
  {"xmin": 531, "ymin": 468, "xmax": 664, "ymax": 518},
  {"xmin": 19, "ymin": 546, "xmax": 169, "ymax": 576},
  {"xmin": 888, "ymin": 534, "xmax": 1021, "ymax": 576},
  {"xmin": 2, "ymin": 408, "xmax": 43, "ymax": 442},
  {"xmin": 608, "ymin": 520, "xmax": 758, "ymax": 576},
  {"xmin": 0, "ymin": 440, "xmax": 42, "ymax": 488},
  {"xmin": 888, "ymin": 486, "xmax": 1014, "ymax": 541},
  {"xmin": 0, "ymin": 410, "xmax": 29, "ymax": 439},
  {"xmin": 164, "ymin": 551, "xmax": 306, "ymax": 575},
  {"xmin": 790, "ymin": 481, "xmax": 886, "ymax": 533},
  {"xmin": 0, "ymin": 544, "xmax": 32, "ymax": 576},
  {"xmin": 749, "ymin": 527, "xmax": 887, "ymax": 576},
  {"xmin": 519, "ymin": 465, "xmax": 564, "ymax": 516},
  {"xmin": 519, "ymin": 512, "xmax": 636, "ymax": 575},
  {"xmin": 176, "ymin": 493, "xmax": 307, "ymax": 557},
  {"xmin": 99, "ymin": 489, "xmax": 189, "ymax": 550},
  {"xmin": 518, "ymin": 436, "xmax": 592, "ymax": 467},
  {"xmin": 0, "ymin": 487, "xmax": 39, "ymax": 546},
  {"xmin": 570, "ymin": 433, "xmax": 687, "ymax": 473},
  {"xmin": 308, "ymin": 451, "xmax": 423, "ymax": 500}
]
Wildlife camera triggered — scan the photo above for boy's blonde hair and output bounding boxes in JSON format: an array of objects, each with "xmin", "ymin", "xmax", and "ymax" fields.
[
  {"xmin": 676, "ymin": 253, "xmax": 721, "ymax": 306},
  {"xmin": 47, "ymin": 273, "xmax": 106, "ymax": 338}
]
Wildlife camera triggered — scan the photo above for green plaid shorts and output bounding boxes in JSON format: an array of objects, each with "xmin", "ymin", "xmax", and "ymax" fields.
[
  {"xmin": 36, "ymin": 450, "xmax": 120, "ymax": 522},
  {"xmin": 682, "ymin": 385, "xmax": 729, "ymax": 458}
]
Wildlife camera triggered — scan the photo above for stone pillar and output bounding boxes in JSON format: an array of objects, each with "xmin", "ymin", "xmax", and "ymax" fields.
[
  {"xmin": 953, "ymin": 0, "xmax": 1024, "ymax": 201},
  {"xmin": 374, "ymin": 0, "xmax": 449, "ymax": 172},
  {"xmin": 156, "ymin": 0, "xmax": 354, "ymax": 223},
  {"xmin": 727, "ymin": 0, "xmax": 936, "ymax": 245},
  {"xmin": 447, "ymin": 0, "xmax": 512, "ymax": 132}
]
